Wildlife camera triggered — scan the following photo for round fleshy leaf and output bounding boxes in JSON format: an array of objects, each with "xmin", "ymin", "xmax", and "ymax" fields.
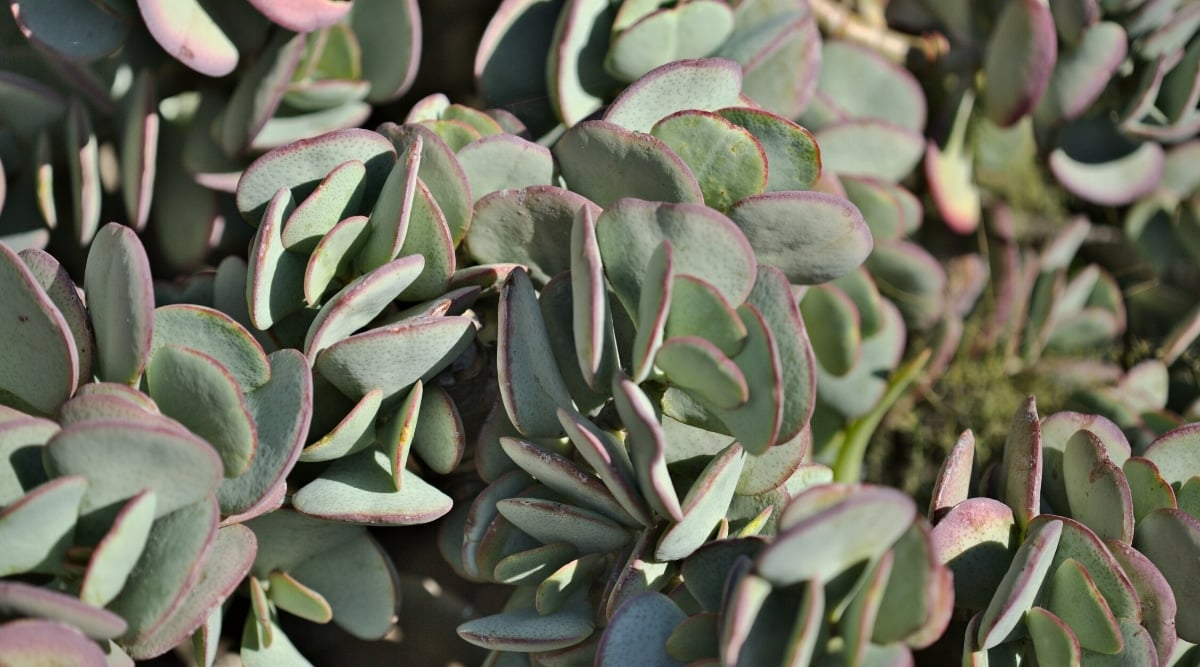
[
  {"xmin": 280, "ymin": 159, "xmax": 367, "ymax": 252},
  {"xmin": 469, "ymin": 187, "xmax": 601, "ymax": 285},
  {"xmin": 349, "ymin": 0, "xmax": 420, "ymax": 101},
  {"xmin": 1029, "ymin": 514, "xmax": 1140, "ymax": 620},
  {"xmin": 930, "ymin": 497, "xmax": 1017, "ymax": 611},
  {"xmin": 664, "ymin": 275, "xmax": 746, "ymax": 358},
  {"xmin": 1049, "ymin": 117, "xmax": 1164, "ymax": 206},
  {"xmin": 267, "ymin": 570, "xmax": 332, "ymax": 623},
  {"xmin": 816, "ymin": 40, "xmax": 926, "ymax": 132},
  {"xmin": 1064, "ymin": 431, "xmax": 1134, "ymax": 542},
  {"xmin": 596, "ymin": 592, "xmax": 687, "ymax": 667},
  {"xmin": 246, "ymin": 189, "xmax": 307, "ymax": 330},
  {"xmin": 570, "ymin": 206, "xmax": 618, "ymax": 390},
  {"xmin": 244, "ymin": 0, "xmax": 350, "ymax": 30},
  {"xmin": 411, "ymin": 384, "xmax": 465, "ymax": 474},
  {"xmin": 146, "ymin": 345, "xmax": 257, "ymax": 479},
  {"xmin": 930, "ymin": 431, "xmax": 976, "ymax": 521},
  {"xmin": 657, "ymin": 337, "xmax": 749, "ymax": 410},
  {"xmin": 554, "ymin": 120, "xmax": 703, "ymax": 208},
  {"xmin": 597, "ymin": 198, "xmax": 756, "ymax": 315},
  {"xmin": 499, "ymin": 437, "xmax": 631, "ymax": 526},
  {"xmin": 85, "ymin": 223, "xmax": 153, "ymax": 386},
  {"xmin": 977, "ymin": 518, "xmax": 1064, "ymax": 649},
  {"xmin": 0, "ymin": 476, "xmax": 87, "ymax": 577},
  {"xmin": 458, "ymin": 135, "xmax": 555, "ymax": 199},
  {"xmin": 11, "ymin": 0, "xmax": 129, "ymax": 60},
  {"xmin": 0, "ymin": 618, "xmax": 109, "ymax": 664},
  {"xmin": 292, "ymin": 449, "xmax": 453, "ymax": 525},
  {"xmin": 841, "ymin": 176, "xmax": 908, "ymax": 241},
  {"xmin": 494, "ymin": 542, "xmax": 578, "ymax": 585},
  {"xmin": 606, "ymin": 0, "xmax": 734, "ymax": 82},
  {"xmin": 17, "ymin": 249, "xmax": 92, "ymax": 391},
  {"xmin": 0, "ymin": 581, "xmax": 127, "ymax": 640},
  {"xmin": 108, "ymin": 498, "xmax": 219, "ymax": 642},
  {"xmin": 498, "ymin": 497, "xmax": 632, "ymax": 554},
  {"xmin": 730, "ymin": 10, "xmax": 821, "ymax": 119},
  {"xmin": 745, "ymin": 265, "xmax": 815, "ymax": 444},
  {"xmin": 816, "ymin": 119, "xmax": 925, "ymax": 182},
  {"xmin": 983, "ymin": 0, "xmax": 1057, "ymax": 126},
  {"xmin": 287, "ymin": 531, "xmax": 397, "ymax": 639},
  {"xmin": 300, "ymin": 388, "xmax": 382, "ymax": 462},
  {"xmin": 656, "ymin": 443, "xmax": 746, "ymax": 561},
  {"xmin": 875, "ymin": 521, "xmax": 952, "ymax": 648},
  {"xmin": 0, "ymin": 418, "xmax": 56, "ymax": 504},
  {"xmin": 304, "ymin": 255, "xmax": 426, "ymax": 359},
  {"xmin": 1123, "ymin": 457, "xmax": 1177, "ymax": 523},
  {"xmin": 124, "ymin": 523, "xmax": 256, "ymax": 660},
  {"xmin": 457, "ymin": 596, "xmax": 595, "ymax": 652},
  {"xmin": 0, "ymin": 245, "xmax": 77, "ymax": 415},
  {"xmin": 1027, "ymin": 607, "xmax": 1082, "ymax": 666},
  {"xmin": 79, "ymin": 490, "xmax": 156, "ymax": 607},
  {"xmin": 650, "ymin": 110, "xmax": 768, "ymax": 211},
  {"xmin": 603, "ymin": 58, "xmax": 743, "ymax": 133},
  {"xmin": 547, "ymin": 0, "xmax": 620, "ymax": 125},
  {"xmin": 717, "ymin": 106, "xmax": 820, "ymax": 192},
  {"xmin": 1143, "ymin": 422, "xmax": 1200, "ymax": 488},
  {"xmin": 217, "ymin": 349, "xmax": 312, "ymax": 516},
  {"xmin": 1041, "ymin": 411, "xmax": 1131, "ymax": 511},
  {"xmin": 303, "ymin": 214, "xmax": 370, "ymax": 306},
  {"xmin": 998, "ymin": 395, "xmax": 1042, "ymax": 532},
  {"xmin": 758, "ymin": 486, "xmax": 916, "ymax": 585},
  {"xmin": 136, "ymin": 0, "xmax": 238, "ymax": 76},
  {"xmin": 496, "ymin": 269, "xmax": 575, "ymax": 437},
  {"xmin": 474, "ymin": 0, "xmax": 561, "ymax": 135},
  {"xmin": 612, "ymin": 377, "xmax": 683, "ymax": 521},
  {"xmin": 237, "ymin": 128, "xmax": 395, "ymax": 225},
  {"xmin": 1047, "ymin": 558, "xmax": 1123, "ymax": 654},
  {"xmin": 630, "ymin": 240, "xmax": 673, "ymax": 383},
  {"xmin": 314, "ymin": 315, "xmax": 475, "ymax": 404},
  {"xmin": 800, "ymin": 285, "xmax": 860, "ymax": 377},
  {"xmin": 727, "ymin": 190, "xmax": 872, "ymax": 285},
  {"xmin": 378, "ymin": 382, "xmax": 422, "ymax": 490},
  {"xmin": 152, "ymin": 305, "xmax": 271, "ymax": 392},
  {"xmin": 1135, "ymin": 509, "xmax": 1200, "ymax": 643},
  {"xmin": 376, "ymin": 123, "xmax": 473, "ymax": 245},
  {"xmin": 1106, "ymin": 538, "xmax": 1178, "ymax": 661},
  {"xmin": 44, "ymin": 419, "xmax": 223, "ymax": 519},
  {"xmin": 1036, "ymin": 22, "xmax": 1127, "ymax": 124}
]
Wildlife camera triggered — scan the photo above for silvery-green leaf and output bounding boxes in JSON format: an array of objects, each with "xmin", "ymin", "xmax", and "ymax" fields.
[
  {"xmin": 632, "ymin": 241, "xmax": 674, "ymax": 383},
  {"xmin": 1027, "ymin": 607, "xmax": 1082, "ymax": 667},
  {"xmin": 0, "ymin": 581, "xmax": 126, "ymax": 640},
  {"xmin": 1134, "ymin": 509, "xmax": 1200, "ymax": 643},
  {"xmin": 999, "ymin": 396, "xmax": 1042, "ymax": 531},
  {"xmin": 292, "ymin": 448, "xmax": 452, "ymax": 525},
  {"xmin": 267, "ymin": 570, "xmax": 331, "ymax": 623},
  {"xmin": 1143, "ymin": 422, "xmax": 1200, "ymax": 487},
  {"xmin": 1046, "ymin": 558, "xmax": 1123, "ymax": 654},
  {"xmin": 597, "ymin": 198, "xmax": 756, "ymax": 316},
  {"xmin": 499, "ymin": 497, "xmax": 631, "ymax": 554},
  {"xmin": 605, "ymin": 0, "xmax": 734, "ymax": 82},
  {"xmin": 0, "ymin": 618, "xmax": 107, "ymax": 665},
  {"xmin": 554, "ymin": 120, "xmax": 703, "ymax": 207},
  {"xmin": 412, "ymin": 384, "xmax": 465, "ymax": 474},
  {"xmin": 596, "ymin": 592, "xmax": 687, "ymax": 667},
  {"xmin": 1106, "ymin": 538, "xmax": 1178, "ymax": 661},
  {"xmin": 280, "ymin": 159, "xmax": 367, "ymax": 252},
  {"xmin": 800, "ymin": 285, "xmax": 861, "ymax": 377},
  {"xmin": 649, "ymin": 110, "xmax": 768, "ymax": 211},
  {"xmin": 612, "ymin": 377, "xmax": 682, "ymax": 522},
  {"xmin": 375, "ymin": 123, "xmax": 473, "ymax": 244},
  {"xmin": 458, "ymin": 593, "xmax": 595, "ymax": 652},
  {"xmin": 656, "ymin": 443, "xmax": 746, "ymax": 561},
  {"xmin": 0, "ymin": 244, "xmax": 76, "ymax": 415},
  {"xmin": 726, "ymin": 191, "xmax": 872, "ymax": 285},
  {"xmin": 304, "ymin": 255, "xmax": 426, "ymax": 359},
  {"xmin": 108, "ymin": 498, "xmax": 219, "ymax": 642},
  {"xmin": 494, "ymin": 542, "xmax": 579, "ymax": 586},
  {"xmin": 841, "ymin": 550, "xmax": 894, "ymax": 665},
  {"xmin": 1029, "ymin": 514, "xmax": 1140, "ymax": 620},
  {"xmin": 498, "ymin": 269, "xmax": 574, "ymax": 436},
  {"xmin": 977, "ymin": 517, "xmax": 1063, "ymax": 649},
  {"xmin": 240, "ymin": 608, "xmax": 309, "ymax": 666},
  {"xmin": 1064, "ymin": 431, "xmax": 1134, "ymax": 542},
  {"xmin": 458, "ymin": 135, "xmax": 555, "ymax": 199},
  {"xmin": 929, "ymin": 497, "xmax": 1017, "ymax": 611},
  {"xmin": 731, "ymin": 10, "xmax": 821, "ymax": 119},
  {"xmin": 300, "ymin": 388, "xmax": 381, "ymax": 462},
  {"xmin": 982, "ymin": 0, "xmax": 1057, "ymax": 126},
  {"xmin": 125, "ymin": 524, "xmax": 256, "ymax": 660},
  {"xmin": 816, "ymin": 39, "xmax": 926, "ymax": 132},
  {"xmin": 359, "ymin": 134, "xmax": 422, "ymax": 271},
  {"xmin": 468, "ymin": 186, "xmax": 601, "ymax": 285},
  {"xmin": 350, "ymin": 0, "xmax": 420, "ymax": 102},
  {"xmin": 603, "ymin": 58, "xmax": 742, "ymax": 133},
  {"xmin": 218, "ymin": 350, "xmax": 312, "ymax": 516},
  {"xmin": 758, "ymin": 486, "xmax": 915, "ymax": 585},
  {"xmin": 17, "ymin": 249, "xmax": 93, "ymax": 391},
  {"xmin": 303, "ymin": 215, "xmax": 370, "ymax": 306},
  {"xmin": 665, "ymin": 275, "xmax": 746, "ymax": 359},
  {"xmin": 147, "ymin": 345, "xmax": 257, "ymax": 479},
  {"xmin": 152, "ymin": 305, "xmax": 271, "ymax": 392},
  {"xmin": 547, "ymin": 0, "xmax": 619, "ymax": 125},
  {"xmin": 697, "ymin": 305, "xmax": 784, "ymax": 455},
  {"xmin": 44, "ymin": 419, "xmax": 222, "ymax": 519},
  {"xmin": 380, "ymin": 382, "xmax": 422, "ymax": 490},
  {"xmin": 237, "ymin": 128, "xmax": 395, "ymax": 226},
  {"xmin": 557, "ymin": 407, "xmax": 654, "ymax": 526},
  {"xmin": 79, "ymin": 490, "xmax": 156, "ymax": 607},
  {"xmin": 314, "ymin": 316, "xmax": 474, "ymax": 404},
  {"xmin": 246, "ymin": 188, "xmax": 306, "ymax": 329},
  {"xmin": 570, "ymin": 206, "xmax": 617, "ymax": 390},
  {"xmin": 0, "ymin": 417, "xmax": 58, "ymax": 504},
  {"xmin": 136, "ymin": 0, "xmax": 238, "ymax": 76},
  {"xmin": 817, "ymin": 119, "xmax": 925, "ymax": 182},
  {"xmin": 0, "ymin": 475, "xmax": 87, "ymax": 577},
  {"xmin": 85, "ymin": 223, "xmax": 153, "ymax": 386},
  {"xmin": 716, "ymin": 107, "xmax": 820, "ymax": 191},
  {"xmin": 657, "ymin": 337, "xmax": 749, "ymax": 410},
  {"xmin": 930, "ymin": 430, "xmax": 975, "ymax": 521},
  {"xmin": 288, "ymin": 530, "xmax": 398, "ymax": 640}
]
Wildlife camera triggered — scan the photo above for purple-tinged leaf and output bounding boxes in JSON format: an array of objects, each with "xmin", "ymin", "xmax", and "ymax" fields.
[
  {"xmin": 300, "ymin": 388, "xmax": 381, "ymax": 462},
  {"xmin": 9, "ymin": 0, "xmax": 128, "ymax": 61},
  {"xmin": 650, "ymin": 109, "xmax": 768, "ymax": 211},
  {"xmin": 0, "ymin": 618, "xmax": 108, "ymax": 663},
  {"xmin": 458, "ymin": 134, "xmax": 555, "ymax": 199},
  {"xmin": 79, "ymin": 490, "xmax": 156, "ymax": 607},
  {"xmin": 983, "ymin": 0, "xmax": 1057, "ymax": 126},
  {"xmin": 557, "ymin": 408, "xmax": 655, "ymax": 526},
  {"xmin": 1036, "ymin": 22, "xmax": 1127, "ymax": 124},
  {"xmin": 999, "ymin": 395, "xmax": 1042, "ymax": 532},
  {"xmin": 244, "ymin": 0, "xmax": 350, "ymax": 31},
  {"xmin": 152, "ymin": 304, "xmax": 271, "ymax": 392},
  {"xmin": 632, "ymin": 241, "xmax": 674, "ymax": 383},
  {"xmin": 604, "ymin": 58, "xmax": 743, "ymax": 134},
  {"xmin": 977, "ymin": 518, "xmax": 1063, "ymax": 649},
  {"xmin": 1027, "ymin": 607, "xmax": 1082, "ymax": 666},
  {"xmin": 1047, "ymin": 558, "xmax": 1123, "ymax": 654},
  {"xmin": 124, "ymin": 524, "xmax": 256, "ymax": 660},
  {"xmin": 1064, "ymin": 431, "xmax": 1134, "ymax": 542},
  {"xmin": 816, "ymin": 119, "xmax": 924, "ymax": 182},
  {"xmin": 137, "ymin": 0, "xmax": 238, "ymax": 76},
  {"xmin": 0, "ymin": 476, "xmax": 87, "ymax": 577},
  {"xmin": 288, "ymin": 531, "xmax": 398, "ymax": 639},
  {"xmin": 1107, "ymin": 538, "xmax": 1178, "ymax": 661},
  {"xmin": 548, "ymin": 0, "xmax": 620, "ymax": 126},
  {"xmin": 497, "ymin": 269, "xmax": 574, "ymax": 436},
  {"xmin": 656, "ymin": 443, "xmax": 746, "ymax": 561},
  {"xmin": 1134, "ymin": 509, "xmax": 1200, "ymax": 642},
  {"xmin": 596, "ymin": 592, "xmax": 687, "ymax": 667},
  {"xmin": 500, "ymin": 437, "xmax": 633, "ymax": 526},
  {"xmin": 458, "ymin": 595, "xmax": 595, "ymax": 652},
  {"xmin": 816, "ymin": 39, "xmax": 926, "ymax": 132},
  {"xmin": 120, "ymin": 70, "xmax": 158, "ymax": 231},
  {"xmin": 605, "ymin": 1, "xmax": 734, "ymax": 82},
  {"xmin": 303, "ymin": 215, "xmax": 370, "ymax": 306},
  {"xmin": 717, "ymin": 106, "xmax": 821, "ymax": 191},
  {"xmin": 570, "ymin": 206, "xmax": 614, "ymax": 389},
  {"xmin": 0, "ymin": 244, "xmax": 77, "ymax": 415},
  {"xmin": 304, "ymin": 255, "xmax": 426, "ymax": 360},
  {"xmin": 930, "ymin": 430, "xmax": 975, "ymax": 522},
  {"xmin": 469, "ymin": 186, "xmax": 600, "ymax": 285},
  {"xmin": 267, "ymin": 570, "xmax": 332, "ymax": 623},
  {"xmin": 379, "ymin": 382, "xmax": 422, "ymax": 490},
  {"xmin": 554, "ymin": 120, "xmax": 703, "ymax": 207},
  {"xmin": 281, "ymin": 159, "xmax": 367, "ymax": 252},
  {"xmin": 376, "ymin": 122, "xmax": 473, "ymax": 244},
  {"xmin": 612, "ymin": 378, "xmax": 683, "ymax": 521},
  {"xmin": 293, "ymin": 448, "xmax": 453, "ymax": 525},
  {"xmin": 0, "ymin": 581, "xmax": 127, "ymax": 639},
  {"xmin": 1049, "ymin": 118, "xmax": 1164, "ymax": 206},
  {"xmin": 930, "ymin": 497, "xmax": 1017, "ymax": 611},
  {"xmin": 218, "ymin": 349, "xmax": 312, "ymax": 516},
  {"xmin": 350, "ymin": 0, "xmax": 421, "ymax": 102},
  {"xmin": 1028, "ymin": 514, "xmax": 1140, "ymax": 620},
  {"xmin": 412, "ymin": 384, "xmax": 465, "ymax": 474},
  {"xmin": 65, "ymin": 98, "xmax": 100, "ymax": 245},
  {"xmin": 474, "ymin": 0, "xmax": 562, "ymax": 136},
  {"xmin": 1143, "ymin": 422, "xmax": 1200, "ymax": 487}
]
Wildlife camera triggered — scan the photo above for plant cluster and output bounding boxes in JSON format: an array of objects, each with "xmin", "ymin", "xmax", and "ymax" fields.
[{"xmin": 0, "ymin": 0, "xmax": 1199, "ymax": 666}]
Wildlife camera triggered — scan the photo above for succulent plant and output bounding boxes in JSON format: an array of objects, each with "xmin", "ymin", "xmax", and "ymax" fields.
[
  {"xmin": 930, "ymin": 396, "xmax": 1200, "ymax": 665},
  {"xmin": 0, "ymin": 0, "xmax": 420, "ymax": 271}
]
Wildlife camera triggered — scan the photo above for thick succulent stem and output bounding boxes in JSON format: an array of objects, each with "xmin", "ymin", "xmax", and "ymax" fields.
[
  {"xmin": 833, "ymin": 349, "xmax": 931, "ymax": 482},
  {"xmin": 811, "ymin": 0, "xmax": 949, "ymax": 63}
]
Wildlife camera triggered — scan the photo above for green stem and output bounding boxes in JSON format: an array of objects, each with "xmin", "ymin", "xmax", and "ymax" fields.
[{"xmin": 832, "ymin": 349, "xmax": 932, "ymax": 483}]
